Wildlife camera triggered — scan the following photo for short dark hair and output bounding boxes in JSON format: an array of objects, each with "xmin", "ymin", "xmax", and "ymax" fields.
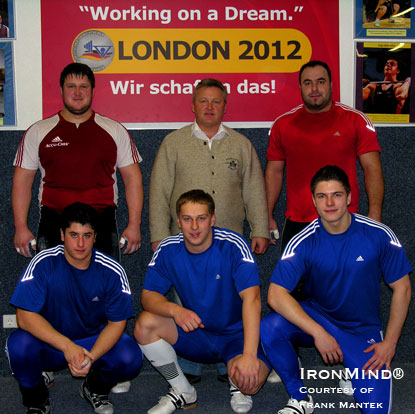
[
  {"xmin": 176, "ymin": 189, "xmax": 215, "ymax": 216},
  {"xmin": 59, "ymin": 63, "xmax": 95, "ymax": 89},
  {"xmin": 299, "ymin": 60, "xmax": 332, "ymax": 84},
  {"xmin": 193, "ymin": 78, "xmax": 228, "ymax": 103},
  {"xmin": 311, "ymin": 165, "xmax": 351, "ymax": 195},
  {"xmin": 61, "ymin": 202, "xmax": 98, "ymax": 232}
]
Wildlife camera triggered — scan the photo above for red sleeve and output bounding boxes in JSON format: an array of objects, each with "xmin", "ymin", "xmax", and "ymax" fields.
[
  {"xmin": 266, "ymin": 121, "xmax": 285, "ymax": 161},
  {"xmin": 354, "ymin": 111, "xmax": 381, "ymax": 156}
]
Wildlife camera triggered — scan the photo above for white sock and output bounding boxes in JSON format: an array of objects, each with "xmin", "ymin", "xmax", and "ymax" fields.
[{"xmin": 139, "ymin": 339, "xmax": 193, "ymax": 393}]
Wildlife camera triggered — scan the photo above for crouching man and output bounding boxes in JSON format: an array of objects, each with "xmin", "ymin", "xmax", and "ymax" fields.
[
  {"xmin": 134, "ymin": 189, "xmax": 270, "ymax": 414},
  {"xmin": 261, "ymin": 165, "xmax": 411, "ymax": 414},
  {"xmin": 6, "ymin": 202, "xmax": 142, "ymax": 414}
]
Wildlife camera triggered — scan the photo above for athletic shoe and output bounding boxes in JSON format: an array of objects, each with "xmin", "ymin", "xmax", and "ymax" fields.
[
  {"xmin": 389, "ymin": 17, "xmax": 396, "ymax": 23},
  {"xmin": 278, "ymin": 396, "xmax": 314, "ymax": 414},
  {"xmin": 230, "ymin": 388, "xmax": 253, "ymax": 413},
  {"xmin": 80, "ymin": 380, "xmax": 114, "ymax": 414},
  {"xmin": 110, "ymin": 381, "xmax": 131, "ymax": 394},
  {"xmin": 26, "ymin": 398, "xmax": 51, "ymax": 414},
  {"xmin": 267, "ymin": 369, "xmax": 282, "ymax": 383},
  {"xmin": 375, "ymin": 19, "xmax": 380, "ymax": 27},
  {"xmin": 148, "ymin": 387, "xmax": 197, "ymax": 414},
  {"xmin": 42, "ymin": 372, "xmax": 54, "ymax": 389}
]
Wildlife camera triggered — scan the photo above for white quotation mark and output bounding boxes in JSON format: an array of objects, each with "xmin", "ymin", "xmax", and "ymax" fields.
[
  {"xmin": 79, "ymin": 6, "xmax": 89, "ymax": 12},
  {"xmin": 294, "ymin": 6, "xmax": 304, "ymax": 12}
]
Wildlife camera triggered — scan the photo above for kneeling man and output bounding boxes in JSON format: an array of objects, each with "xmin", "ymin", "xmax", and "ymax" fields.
[
  {"xmin": 6, "ymin": 202, "xmax": 142, "ymax": 414},
  {"xmin": 261, "ymin": 165, "xmax": 411, "ymax": 414},
  {"xmin": 134, "ymin": 189, "xmax": 270, "ymax": 414}
]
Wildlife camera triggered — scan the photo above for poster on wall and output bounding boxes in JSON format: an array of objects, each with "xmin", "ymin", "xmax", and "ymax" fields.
[
  {"xmin": 0, "ymin": 41, "xmax": 16, "ymax": 125},
  {"xmin": 355, "ymin": 0, "xmax": 415, "ymax": 38},
  {"xmin": 355, "ymin": 42, "xmax": 415, "ymax": 123},
  {"xmin": 41, "ymin": 0, "xmax": 340, "ymax": 127}
]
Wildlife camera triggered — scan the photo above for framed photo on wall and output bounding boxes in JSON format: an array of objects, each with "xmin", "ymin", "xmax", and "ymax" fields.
[
  {"xmin": 355, "ymin": 0, "xmax": 415, "ymax": 38},
  {"xmin": 355, "ymin": 42, "xmax": 415, "ymax": 124}
]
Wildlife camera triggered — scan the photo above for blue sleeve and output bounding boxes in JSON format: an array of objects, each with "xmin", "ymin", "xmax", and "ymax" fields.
[
  {"xmin": 270, "ymin": 245, "xmax": 308, "ymax": 291},
  {"xmin": 143, "ymin": 249, "xmax": 172, "ymax": 295},
  {"xmin": 232, "ymin": 244, "xmax": 260, "ymax": 293},
  {"xmin": 104, "ymin": 266, "xmax": 135, "ymax": 322},
  {"xmin": 10, "ymin": 256, "xmax": 49, "ymax": 312},
  {"xmin": 380, "ymin": 233, "xmax": 412, "ymax": 285}
]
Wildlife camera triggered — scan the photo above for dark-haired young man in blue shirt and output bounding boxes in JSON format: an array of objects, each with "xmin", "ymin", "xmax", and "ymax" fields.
[{"xmin": 261, "ymin": 165, "xmax": 411, "ymax": 414}]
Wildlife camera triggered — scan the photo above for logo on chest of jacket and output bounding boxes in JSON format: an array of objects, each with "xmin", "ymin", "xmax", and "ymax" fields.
[
  {"xmin": 226, "ymin": 158, "xmax": 238, "ymax": 170},
  {"xmin": 45, "ymin": 136, "xmax": 70, "ymax": 148}
]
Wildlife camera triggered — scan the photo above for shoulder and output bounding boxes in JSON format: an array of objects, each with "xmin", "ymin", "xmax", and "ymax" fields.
[
  {"xmin": 269, "ymin": 104, "xmax": 304, "ymax": 130},
  {"xmin": 166, "ymin": 125, "xmax": 193, "ymax": 138},
  {"xmin": 93, "ymin": 250, "xmax": 131, "ymax": 293},
  {"xmin": 282, "ymin": 219, "xmax": 320, "ymax": 260},
  {"xmin": 223, "ymin": 126, "xmax": 253, "ymax": 146},
  {"xmin": 353, "ymin": 214, "xmax": 402, "ymax": 247},
  {"xmin": 93, "ymin": 113, "xmax": 129, "ymax": 137},
  {"xmin": 333, "ymin": 102, "xmax": 375, "ymax": 131},
  {"xmin": 213, "ymin": 227, "xmax": 255, "ymax": 263},
  {"xmin": 21, "ymin": 246, "xmax": 65, "ymax": 282},
  {"xmin": 25, "ymin": 114, "xmax": 60, "ymax": 138},
  {"xmin": 149, "ymin": 234, "xmax": 183, "ymax": 266}
]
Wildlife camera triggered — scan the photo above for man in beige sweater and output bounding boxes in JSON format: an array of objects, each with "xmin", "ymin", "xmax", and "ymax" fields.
[{"xmin": 149, "ymin": 78, "xmax": 269, "ymax": 254}]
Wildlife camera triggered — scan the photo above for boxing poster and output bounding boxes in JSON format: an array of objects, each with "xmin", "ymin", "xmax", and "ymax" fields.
[
  {"xmin": 40, "ymin": 0, "xmax": 340, "ymax": 127},
  {"xmin": 355, "ymin": 0, "xmax": 415, "ymax": 38},
  {"xmin": 355, "ymin": 42, "xmax": 415, "ymax": 123}
]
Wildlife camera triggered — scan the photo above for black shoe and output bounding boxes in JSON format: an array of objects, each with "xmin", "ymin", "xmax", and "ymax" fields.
[
  {"xmin": 184, "ymin": 373, "xmax": 201, "ymax": 384},
  {"xmin": 26, "ymin": 399, "xmax": 51, "ymax": 414},
  {"xmin": 217, "ymin": 373, "xmax": 229, "ymax": 384},
  {"xmin": 80, "ymin": 380, "xmax": 114, "ymax": 414}
]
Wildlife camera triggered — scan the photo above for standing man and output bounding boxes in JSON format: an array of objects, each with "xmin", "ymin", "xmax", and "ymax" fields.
[
  {"xmin": 12, "ymin": 62, "xmax": 143, "ymax": 260},
  {"xmin": 363, "ymin": 58, "xmax": 410, "ymax": 114},
  {"xmin": 6, "ymin": 203, "xmax": 143, "ymax": 414},
  {"xmin": 149, "ymin": 78, "xmax": 269, "ymax": 255},
  {"xmin": 135, "ymin": 190, "xmax": 270, "ymax": 414},
  {"xmin": 265, "ymin": 60, "xmax": 384, "ymax": 252},
  {"xmin": 261, "ymin": 166, "xmax": 411, "ymax": 414}
]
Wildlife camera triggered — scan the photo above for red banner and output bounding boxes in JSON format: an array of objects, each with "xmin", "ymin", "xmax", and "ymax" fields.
[{"xmin": 41, "ymin": 0, "xmax": 339, "ymax": 126}]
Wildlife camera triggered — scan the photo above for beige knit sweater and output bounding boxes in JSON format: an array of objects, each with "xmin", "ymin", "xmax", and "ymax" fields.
[{"xmin": 149, "ymin": 125, "xmax": 269, "ymax": 242}]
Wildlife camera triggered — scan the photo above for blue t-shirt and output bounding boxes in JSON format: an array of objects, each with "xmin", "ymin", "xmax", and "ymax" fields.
[
  {"xmin": 271, "ymin": 214, "xmax": 412, "ymax": 332},
  {"xmin": 11, "ymin": 246, "xmax": 134, "ymax": 340},
  {"xmin": 143, "ymin": 227, "xmax": 259, "ymax": 335}
]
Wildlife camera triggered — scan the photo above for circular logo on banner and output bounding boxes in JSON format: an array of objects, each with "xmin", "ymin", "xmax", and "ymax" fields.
[{"xmin": 72, "ymin": 30, "xmax": 114, "ymax": 72}]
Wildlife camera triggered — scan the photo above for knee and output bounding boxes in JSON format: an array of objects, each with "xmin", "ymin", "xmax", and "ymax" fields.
[
  {"xmin": 6, "ymin": 329, "xmax": 40, "ymax": 363},
  {"xmin": 260, "ymin": 312, "xmax": 286, "ymax": 346},
  {"xmin": 134, "ymin": 311, "xmax": 159, "ymax": 344},
  {"xmin": 113, "ymin": 335, "xmax": 143, "ymax": 377}
]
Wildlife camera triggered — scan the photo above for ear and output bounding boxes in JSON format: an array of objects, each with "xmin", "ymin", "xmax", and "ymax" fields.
[
  {"xmin": 60, "ymin": 229, "xmax": 65, "ymax": 242},
  {"xmin": 347, "ymin": 192, "xmax": 352, "ymax": 206},
  {"xmin": 312, "ymin": 194, "xmax": 317, "ymax": 208},
  {"xmin": 177, "ymin": 216, "xmax": 181, "ymax": 230},
  {"xmin": 191, "ymin": 102, "xmax": 195, "ymax": 114},
  {"xmin": 211, "ymin": 213, "xmax": 216, "ymax": 227}
]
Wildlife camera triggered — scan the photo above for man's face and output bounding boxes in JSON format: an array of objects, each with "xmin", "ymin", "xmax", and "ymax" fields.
[
  {"xmin": 192, "ymin": 86, "xmax": 227, "ymax": 131},
  {"xmin": 177, "ymin": 201, "xmax": 215, "ymax": 254},
  {"xmin": 384, "ymin": 59, "xmax": 399, "ymax": 77},
  {"xmin": 60, "ymin": 222, "xmax": 96, "ymax": 269},
  {"xmin": 300, "ymin": 65, "xmax": 332, "ymax": 113},
  {"xmin": 61, "ymin": 74, "xmax": 94, "ymax": 116},
  {"xmin": 312, "ymin": 180, "xmax": 351, "ymax": 232}
]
